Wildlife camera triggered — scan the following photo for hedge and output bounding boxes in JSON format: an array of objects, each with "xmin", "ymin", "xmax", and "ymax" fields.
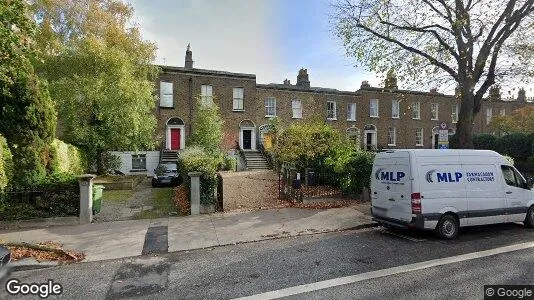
[
  {"xmin": 177, "ymin": 146, "xmax": 220, "ymax": 206},
  {"xmin": 0, "ymin": 135, "xmax": 13, "ymax": 190},
  {"xmin": 49, "ymin": 139, "xmax": 87, "ymax": 175}
]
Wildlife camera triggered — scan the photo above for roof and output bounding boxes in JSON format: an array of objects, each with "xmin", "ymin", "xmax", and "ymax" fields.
[
  {"xmin": 158, "ymin": 65, "xmax": 256, "ymax": 79},
  {"xmin": 256, "ymin": 83, "xmax": 357, "ymax": 96}
]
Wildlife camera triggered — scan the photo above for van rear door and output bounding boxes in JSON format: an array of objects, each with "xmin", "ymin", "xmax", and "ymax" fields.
[{"xmin": 371, "ymin": 152, "xmax": 412, "ymax": 222}]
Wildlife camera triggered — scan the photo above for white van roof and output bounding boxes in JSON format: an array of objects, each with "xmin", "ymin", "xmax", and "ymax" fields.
[{"xmin": 379, "ymin": 149, "xmax": 501, "ymax": 157}]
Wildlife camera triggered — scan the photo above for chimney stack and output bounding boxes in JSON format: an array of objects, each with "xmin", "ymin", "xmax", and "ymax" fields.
[
  {"xmin": 185, "ymin": 43, "xmax": 193, "ymax": 69},
  {"xmin": 296, "ymin": 68, "xmax": 310, "ymax": 88},
  {"xmin": 283, "ymin": 79, "xmax": 291, "ymax": 85},
  {"xmin": 360, "ymin": 80, "xmax": 371, "ymax": 89},
  {"xmin": 384, "ymin": 69, "xmax": 398, "ymax": 90},
  {"xmin": 488, "ymin": 85, "xmax": 501, "ymax": 101}
]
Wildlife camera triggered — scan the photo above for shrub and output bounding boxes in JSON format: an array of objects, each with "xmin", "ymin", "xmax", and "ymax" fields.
[
  {"xmin": 495, "ymin": 133, "xmax": 532, "ymax": 161},
  {"xmin": 99, "ymin": 152, "xmax": 122, "ymax": 174},
  {"xmin": 503, "ymin": 155, "xmax": 515, "ymax": 165},
  {"xmin": 0, "ymin": 135, "xmax": 13, "ymax": 190},
  {"xmin": 49, "ymin": 139, "xmax": 87, "ymax": 175},
  {"xmin": 223, "ymin": 155, "xmax": 237, "ymax": 171},
  {"xmin": 177, "ymin": 146, "xmax": 221, "ymax": 205},
  {"xmin": 472, "ymin": 134, "xmax": 497, "ymax": 151}
]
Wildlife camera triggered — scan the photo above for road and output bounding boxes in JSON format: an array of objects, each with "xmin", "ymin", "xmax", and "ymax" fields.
[{"xmin": 2, "ymin": 223, "xmax": 534, "ymax": 299}]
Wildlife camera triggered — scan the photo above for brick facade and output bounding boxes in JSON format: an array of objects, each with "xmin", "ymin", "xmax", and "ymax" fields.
[{"xmin": 153, "ymin": 48, "xmax": 534, "ymax": 152}]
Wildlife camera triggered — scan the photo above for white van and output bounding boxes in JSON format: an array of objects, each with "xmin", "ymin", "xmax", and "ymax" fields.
[{"xmin": 370, "ymin": 149, "xmax": 534, "ymax": 239}]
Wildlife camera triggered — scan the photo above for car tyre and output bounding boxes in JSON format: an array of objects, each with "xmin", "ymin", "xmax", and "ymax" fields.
[
  {"xmin": 151, "ymin": 180, "xmax": 158, "ymax": 188},
  {"xmin": 524, "ymin": 206, "xmax": 534, "ymax": 228},
  {"xmin": 435, "ymin": 214, "xmax": 459, "ymax": 240}
]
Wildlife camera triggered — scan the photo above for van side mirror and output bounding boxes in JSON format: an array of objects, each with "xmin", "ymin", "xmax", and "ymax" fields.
[{"xmin": 528, "ymin": 178, "xmax": 534, "ymax": 190}]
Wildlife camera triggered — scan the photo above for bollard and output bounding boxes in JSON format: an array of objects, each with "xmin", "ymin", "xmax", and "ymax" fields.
[{"xmin": 78, "ymin": 174, "xmax": 96, "ymax": 224}]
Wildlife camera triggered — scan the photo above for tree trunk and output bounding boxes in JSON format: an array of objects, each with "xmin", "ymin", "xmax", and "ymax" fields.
[{"xmin": 456, "ymin": 90, "xmax": 475, "ymax": 149}]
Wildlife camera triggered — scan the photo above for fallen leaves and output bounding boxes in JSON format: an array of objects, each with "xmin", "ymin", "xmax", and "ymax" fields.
[
  {"xmin": 3, "ymin": 241, "xmax": 85, "ymax": 263},
  {"xmin": 173, "ymin": 185, "xmax": 190, "ymax": 215}
]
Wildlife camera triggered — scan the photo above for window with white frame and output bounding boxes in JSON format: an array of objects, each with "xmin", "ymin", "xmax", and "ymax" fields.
[
  {"xmin": 431, "ymin": 103, "xmax": 439, "ymax": 120},
  {"xmin": 415, "ymin": 128, "xmax": 424, "ymax": 146},
  {"xmin": 201, "ymin": 85, "xmax": 213, "ymax": 105},
  {"xmin": 412, "ymin": 101, "xmax": 421, "ymax": 119},
  {"xmin": 370, "ymin": 99, "xmax": 379, "ymax": 117},
  {"xmin": 131, "ymin": 154, "xmax": 146, "ymax": 170},
  {"xmin": 292, "ymin": 99, "xmax": 302, "ymax": 119},
  {"xmin": 486, "ymin": 107, "xmax": 493, "ymax": 124},
  {"xmin": 327, "ymin": 101, "xmax": 337, "ymax": 120},
  {"xmin": 347, "ymin": 103, "xmax": 356, "ymax": 121},
  {"xmin": 233, "ymin": 87, "xmax": 244, "ymax": 111},
  {"xmin": 388, "ymin": 127, "xmax": 396, "ymax": 146},
  {"xmin": 500, "ymin": 108, "xmax": 506, "ymax": 116},
  {"xmin": 265, "ymin": 97, "xmax": 276, "ymax": 117},
  {"xmin": 452, "ymin": 104, "xmax": 459, "ymax": 123},
  {"xmin": 391, "ymin": 100, "xmax": 399, "ymax": 119},
  {"xmin": 159, "ymin": 81, "xmax": 173, "ymax": 108}
]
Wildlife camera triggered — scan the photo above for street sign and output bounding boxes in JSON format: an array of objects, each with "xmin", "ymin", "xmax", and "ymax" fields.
[
  {"xmin": 439, "ymin": 129, "xmax": 449, "ymax": 142},
  {"xmin": 438, "ymin": 143, "xmax": 449, "ymax": 149}
]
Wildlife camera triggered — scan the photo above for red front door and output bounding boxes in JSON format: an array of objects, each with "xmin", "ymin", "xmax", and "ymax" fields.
[{"xmin": 170, "ymin": 128, "xmax": 180, "ymax": 150}]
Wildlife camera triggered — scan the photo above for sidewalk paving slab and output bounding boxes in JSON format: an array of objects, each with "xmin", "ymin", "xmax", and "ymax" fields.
[{"xmin": 0, "ymin": 204, "xmax": 376, "ymax": 267}]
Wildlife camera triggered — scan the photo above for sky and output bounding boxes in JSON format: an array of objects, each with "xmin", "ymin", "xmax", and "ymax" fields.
[
  {"xmin": 127, "ymin": 0, "xmax": 532, "ymax": 97},
  {"xmin": 127, "ymin": 0, "xmax": 380, "ymax": 92}
]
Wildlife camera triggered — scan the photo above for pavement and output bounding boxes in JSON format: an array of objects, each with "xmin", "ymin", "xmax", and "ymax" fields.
[{"xmin": 0, "ymin": 204, "xmax": 374, "ymax": 268}]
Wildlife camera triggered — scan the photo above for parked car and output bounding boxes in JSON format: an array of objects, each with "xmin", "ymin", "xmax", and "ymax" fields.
[
  {"xmin": 371, "ymin": 149, "xmax": 534, "ymax": 239},
  {"xmin": 0, "ymin": 245, "xmax": 11, "ymax": 280},
  {"xmin": 152, "ymin": 163, "xmax": 181, "ymax": 187}
]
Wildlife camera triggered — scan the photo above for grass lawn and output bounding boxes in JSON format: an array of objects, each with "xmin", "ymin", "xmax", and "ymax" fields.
[
  {"xmin": 133, "ymin": 187, "xmax": 177, "ymax": 219},
  {"xmin": 102, "ymin": 190, "xmax": 135, "ymax": 203}
]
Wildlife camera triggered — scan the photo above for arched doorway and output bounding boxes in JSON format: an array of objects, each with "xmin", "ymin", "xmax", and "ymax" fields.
[
  {"xmin": 346, "ymin": 127, "xmax": 361, "ymax": 150},
  {"xmin": 239, "ymin": 119, "xmax": 256, "ymax": 150},
  {"xmin": 259, "ymin": 124, "xmax": 274, "ymax": 150},
  {"xmin": 166, "ymin": 117, "xmax": 185, "ymax": 150},
  {"xmin": 363, "ymin": 124, "xmax": 377, "ymax": 150}
]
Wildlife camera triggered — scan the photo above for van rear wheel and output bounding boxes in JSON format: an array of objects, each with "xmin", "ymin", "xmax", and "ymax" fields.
[
  {"xmin": 524, "ymin": 206, "xmax": 534, "ymax": 228},
  {"xmin": 436, "ymin": 215, "xmax": 459, "ymax": 240}
]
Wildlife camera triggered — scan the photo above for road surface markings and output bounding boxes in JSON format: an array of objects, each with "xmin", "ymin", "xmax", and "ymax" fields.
[{"xmin": 233, "ymin": 241, "xmax": 534, "ymax": 300}]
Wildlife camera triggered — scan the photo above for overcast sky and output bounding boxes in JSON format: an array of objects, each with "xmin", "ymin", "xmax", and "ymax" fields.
[
  {"xmin": 127, "ymin": 0, "xmax": 532, "ymax": 97},
  {"xmin": 127, "ymin": 0, "xmax": 382, "ymax": 92}
]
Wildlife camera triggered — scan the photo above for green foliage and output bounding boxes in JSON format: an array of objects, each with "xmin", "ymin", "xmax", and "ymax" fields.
[
  {"xmin": 472, "ymin": 134, "xmax": 497, "ymax": 151},
  {"xmin": 275, "ymin": 120, "xmax": 344, "ymax": 169},
  {"xmin": 0, "ymin": 135, "xmax": 13, "ymax": 190},
  {"xmin": 0, "ymin": 172, "xmax": 79, "ymax": 220},
  {"xmin": 495, "ymin": 133, "xmax": 533, "ymax": 161},
  {"xmin": 49, "ymin": 139, "xmax": 87, "ymax": 175},
  {"xmin": 99, "ymin": 152, "xmax": 122, "ymax": 175},
  {"xmin": 32, "ymin": 0, "xmax": 158, "ymax": 174},
  {"xmin": 187, "ymin": 97, "xmax": 224, "ymax": 157},
  {"xmin": 0, "ymin": 0, "xmax": 37, "ymax": 96},
  {"xmin": 177, "ymin": 146, "xmax": 220, "ymax": 205},
  {"xmin": 503, "ymin": 155, "xmax": 515, "ymax": 165},
  {"xmin": 325, "ymin": 148, "xmax": 375, "ymax": 195},
  {"xmin": 177, "ymin": 146, "xmax": 220, "ymax": 177},
  {"xmin": 223, "ymin": 155, "xmax": 237, "ymax": 171}
]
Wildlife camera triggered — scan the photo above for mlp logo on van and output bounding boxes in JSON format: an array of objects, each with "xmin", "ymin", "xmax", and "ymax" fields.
[
  {"xmin": 375, "ymin": 168, "xmax": 405, "ymax": 184},
  {"xmin": 425, "ymin": 170, "xmax": 463, "ymax": 183}
]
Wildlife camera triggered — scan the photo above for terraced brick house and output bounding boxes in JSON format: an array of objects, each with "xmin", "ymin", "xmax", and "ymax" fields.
[{"xmin": 111, "ymin": 45, "xmax": 534, "ymax": 175}]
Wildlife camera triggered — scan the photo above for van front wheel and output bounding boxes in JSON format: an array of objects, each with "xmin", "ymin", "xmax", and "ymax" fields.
[
  {"xmin": 436, "ymin": 215, "xmax": 459, "ymax": 240},
  {"xmin": 524, "ymin": 206, "xmax": 534, "ymax": 228}
]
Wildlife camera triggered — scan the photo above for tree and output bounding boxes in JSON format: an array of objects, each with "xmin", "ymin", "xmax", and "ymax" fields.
[
  {"xmin": 187, "ymin": 97, "xmax": 224, "ymax": 157},
  {"xmin": 0, "ymin": 0, "xmax": 57, "ymax": 186},
  {"xmin": 332, "ymin": 0, "xmax": 534, "ymax": 148},
  {"xmin": 31, "ymin": 0, "xmax": 159, "ymax": 173},
  {"xmin": 490, "ymin": 106, "xmax": 534, "ymax": 135}
]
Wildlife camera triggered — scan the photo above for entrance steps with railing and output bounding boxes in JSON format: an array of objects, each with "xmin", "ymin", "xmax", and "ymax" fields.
[{"xmin": 160, "ymin": 150, "xmax": 178, "ymax": 163}]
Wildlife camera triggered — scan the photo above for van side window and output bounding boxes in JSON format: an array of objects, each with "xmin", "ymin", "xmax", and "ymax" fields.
[{"xmin": 501, "ymin": 166, "xmax": 517, "ymax": 187}]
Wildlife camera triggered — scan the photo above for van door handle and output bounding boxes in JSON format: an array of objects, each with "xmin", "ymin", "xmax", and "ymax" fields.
[
  {"xmin": 506, "ymin": 191, "xmax": 512, "ymax": 194},
  {"xmin": 388, "ymin": 198, "xmax": 395, "ymax": 201}
]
